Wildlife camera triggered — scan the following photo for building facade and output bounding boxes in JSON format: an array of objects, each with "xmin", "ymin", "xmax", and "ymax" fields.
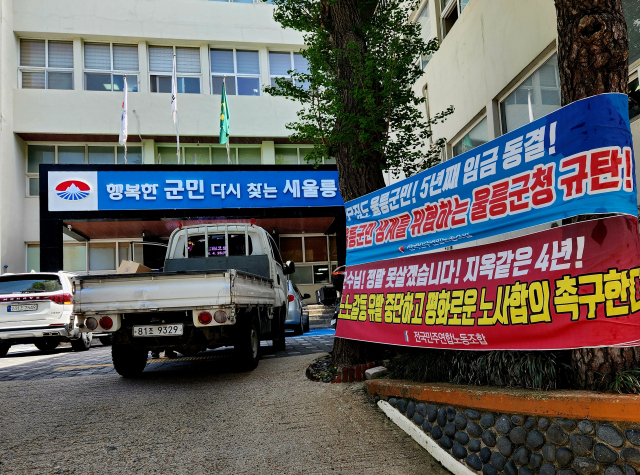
[
  {"xmin": 410, "ymin": 0, "xmax": 640, "ymax": 186},
  {"xmin": 0, "ymin": 0, "xmax": 339, "ymax": 300}
]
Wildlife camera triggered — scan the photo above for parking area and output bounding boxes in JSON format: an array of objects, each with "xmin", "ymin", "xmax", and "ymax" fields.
[{"xmin": 0, "ymin": 329, "xmax": 335, "ymax": 382}]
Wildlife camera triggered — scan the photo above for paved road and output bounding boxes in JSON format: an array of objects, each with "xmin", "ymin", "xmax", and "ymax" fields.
[
  {"xmin": 0, "ymin": 329, "xmax": 336, "ymax": 382},
  {"xmin": 0, "ymin": 331, "xmax": 449, "ymax": 475}
]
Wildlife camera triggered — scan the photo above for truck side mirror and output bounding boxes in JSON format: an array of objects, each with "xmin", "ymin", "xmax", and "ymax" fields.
[
  {"xmin": 302, "ymin": 293, "xmax": 311, "ymax": 300},
  {"xmin": 284, "ymin": 260, "xmax": 296, "ymax": 275}
]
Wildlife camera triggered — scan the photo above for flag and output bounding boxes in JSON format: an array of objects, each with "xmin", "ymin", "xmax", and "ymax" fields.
[
  {"xmin": 171, "ymin": 54, "xmax": 178, "ymax": 124},
  {"xmin": 220, "ymin": 80, "xmax": 230, "ymax": 144},
  {"xmin": 119, "ymin": 76, "xmax": 128, "ymax": 145}
]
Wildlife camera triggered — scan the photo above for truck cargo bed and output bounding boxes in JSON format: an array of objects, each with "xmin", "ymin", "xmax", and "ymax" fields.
[{"xmin": 71, "ymin": 270, "xmax": 275, "ymax": 315}]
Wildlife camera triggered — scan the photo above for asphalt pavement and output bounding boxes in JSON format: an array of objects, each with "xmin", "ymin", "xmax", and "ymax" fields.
[{"xmin": 0, "ymin": 330, "xmax": 449, "ymax": 475}]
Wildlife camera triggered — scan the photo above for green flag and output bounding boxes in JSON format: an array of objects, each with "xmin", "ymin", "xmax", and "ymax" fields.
[{"xmin": 220, "ymin": 81, "xmax": 230, "ymax": 145}]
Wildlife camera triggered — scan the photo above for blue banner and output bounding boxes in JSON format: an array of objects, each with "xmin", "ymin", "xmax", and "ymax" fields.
[
  {"xmin": 345, "ymin": 93, "xmax": 637, "ymax": 266},
  {"xmin": 95, "ymin": 170, "xmax": 343, "ymax": 210}
]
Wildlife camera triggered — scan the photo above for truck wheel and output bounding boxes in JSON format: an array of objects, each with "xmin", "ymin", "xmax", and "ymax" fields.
[
  {"xmin": 112, "ymin": 343, "xmax": 148, "ymax": 378},
  {"xmin": 34, "ymin": 340, "xmax": 60, "ymax": 352},
  {"xmin": 273, "ymin": 308, "xmax": 286, "ymax": 352},
  {"xmin": 235, "ymin": 314, "xmax": 260, "ymax": 370},
  {"xmin": 71, "ymin": 332, "xmax": 92, "ymax": 352},
  {"xmin": 0, "ymin": 344, "xmax": 10, "ymax": 357}
]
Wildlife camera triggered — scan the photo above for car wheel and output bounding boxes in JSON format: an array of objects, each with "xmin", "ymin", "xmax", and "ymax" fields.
[
  {"xmin": 293, "ymin": 317, "xmax": 304, "ymax": 336},
  {"xmin": 0, "ymin": 343, "xmax": 10, "ymax": 357},
  {"xmin": 303, "ymin": 318, "xmax": 310, "ymax": 333},
  {"xmin": 34, "ymin": 339, "xmax": 60, "ymax": 352},
  {"xmin": 272, "ymin": 308, "xmax": 286, "ymax": 351},
  {"xmin": 99, "ymin": 335, "xmax": 114, "ymax": 346},
  {"xmin": 71, "ymin": 332, "xmax": 92, "ymax": 352},
  {"xmin": 234, "ymin": 313, "xmax": 260, "ymax": 371},
  {"xmin": 112, "ymin": 342, "xmax": 148, "ymax": 378}
]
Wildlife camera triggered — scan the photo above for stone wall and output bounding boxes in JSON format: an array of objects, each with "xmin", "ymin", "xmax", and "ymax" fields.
[{"xmin": 384, "ymin": 397, "xmax": 640, "ymax": 475}]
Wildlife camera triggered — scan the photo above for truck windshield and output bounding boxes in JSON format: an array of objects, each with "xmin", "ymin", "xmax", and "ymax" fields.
[
  {"xmin": 187, "ymin": 234, "xmax": 253, "ymax": 258},
  {"xmin": 0, "ymin": 275, "xmax": 63, "ymax": 294}
]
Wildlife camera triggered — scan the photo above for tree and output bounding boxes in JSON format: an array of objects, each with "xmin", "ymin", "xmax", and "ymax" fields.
[
  {"xmin": 267, "ymin": 0, "xmax": 453, "ymax": 365},
  {"xmin": 555, "ymin": 0, "xmax": 640, "ymax": 389}
]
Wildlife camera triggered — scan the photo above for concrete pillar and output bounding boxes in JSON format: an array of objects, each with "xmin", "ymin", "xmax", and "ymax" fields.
[
  {"xmin": 138, "ymin": 42, "xmax": 148, "ymax": 93},
  {"xmin": 486, "ymin": 100, "xmax": 502, "ymax": 140},
  {"xmin": 73, "ymin": 38, "xmax": 83, "ymax": 90},
  {"xmin": 142, "ymin": 139, "xmax": 155, "ymax": 164},
  {"xmin": 259, "ymin": 47, "xmax": 270, "ymax": 94},
  {"xmin": 262, "ymin": 141, "xmax": 275, "ymax": 164},
  {"xmin": 201, "ymin": 45, "xmax": 210, "ymax": 95}
]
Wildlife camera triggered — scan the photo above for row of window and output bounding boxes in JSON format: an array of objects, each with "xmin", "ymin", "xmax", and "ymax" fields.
[
  {"xmin": 19, "ymin": 39, "xmax": 308, "ymax": 96},
  {"xmin": 26, "ymin": 235, "xmax": 338, "ymax": 285},
  {"xmin": 450, "ymin": 53, "xmax": 640, "ymax": 158},
  {"xmin": 27, "ymin": 241, "xmax": 144, "ymax": 274}
]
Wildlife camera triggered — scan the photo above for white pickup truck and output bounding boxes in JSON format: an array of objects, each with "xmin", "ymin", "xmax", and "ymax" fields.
[{"xmin": 72, "ymin": 223, "xmax": 294, "ymax": 377}]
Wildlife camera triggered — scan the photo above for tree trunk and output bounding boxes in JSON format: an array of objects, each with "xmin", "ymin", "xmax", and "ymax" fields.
[
  {"xmin": 555, "ymin": 0, "xmax": 629, "ymax": 106},
  {"xmin": 555, "ymin": 0, "xmax": 640, "ymax": 389},
  {"xmin": 321, "ymin": 0, "xmax": 388, "ymax": 366}
]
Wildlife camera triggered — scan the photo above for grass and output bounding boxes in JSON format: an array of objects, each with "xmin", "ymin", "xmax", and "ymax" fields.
[
  {"xmin": 596, "ymin": 369, "xmax": 640, "ymax": 394},
  {"xmin": 387, "ymin": 349, "xmax": 573, "ymax": 391}
]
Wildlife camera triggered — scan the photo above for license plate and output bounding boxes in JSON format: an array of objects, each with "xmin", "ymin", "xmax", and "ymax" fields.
[
  {"xmin": 132, "ymin": 324, "xmax": 183, "ymax": 337},
  {"xmin": 8, "ymin": 304, "xmax": 38, "ymax": 312}
]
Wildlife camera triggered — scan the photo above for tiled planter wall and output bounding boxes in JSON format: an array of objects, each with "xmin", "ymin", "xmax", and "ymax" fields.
[{"xmin": 384, "ymin": 397, "xmax": 640, "ymax": 475}]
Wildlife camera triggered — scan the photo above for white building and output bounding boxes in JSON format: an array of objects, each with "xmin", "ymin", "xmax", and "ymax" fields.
[
  {"xmin": 410, "ymin": 0, "xmax": 640, "ymax": 179},
  {"xmin": 0, "ymin": 0, "xmax": 339, "ymax": 299}
]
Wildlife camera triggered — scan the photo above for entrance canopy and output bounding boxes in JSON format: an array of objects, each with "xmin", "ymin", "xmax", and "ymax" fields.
[{"xmin": 40, "ymin": 164, "xmax": 345, "ymax": 272}]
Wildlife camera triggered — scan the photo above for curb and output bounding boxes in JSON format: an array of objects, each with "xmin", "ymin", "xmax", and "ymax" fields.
[
  {"xmin": 378, "ymin": 400, "xmax": 475, "ymax": 475},
  {"xmin": 367, "ymin": 379, "xmax": 640, "ymax": 422},
  {"xmin": 330, "ymin": 362, "xmax": 377, "ymax": 383}
]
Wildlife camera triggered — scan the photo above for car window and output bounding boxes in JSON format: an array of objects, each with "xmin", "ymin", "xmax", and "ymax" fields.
[
  {"xmin": 180, "ymin": 233, "xmax": 253, "ymax": 258},
  {"xmin": 267, "ymin": 234, "xmax": 284, "ymax": 267},
  {"xmin": 0, "ymin": 275, "xmax": 63, "ymax": 294},
  {"xmin": 292, "ymin": 283, "xmax": 301, "ymax": 296}
]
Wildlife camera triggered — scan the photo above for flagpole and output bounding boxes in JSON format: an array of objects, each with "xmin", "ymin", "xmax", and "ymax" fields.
[
  {"xmin": 120, "ymin": 75, "xmax": 128, "ymax": 164},
  {"xmin": 224, "ymin": 76, "xmax": 231, "ymax": 165},
  {"xmin": 172, "ymin": 53, "xmax": 180, "ymax": 164}
]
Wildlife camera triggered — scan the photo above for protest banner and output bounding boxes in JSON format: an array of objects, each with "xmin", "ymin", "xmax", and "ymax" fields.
[
  {"xmin": 336, "ymin": 213, "xmax": 640, "ymax": 350},
  {"xmin": 344, "ymin": 93, "xmax": 637, "ymax": 266}
]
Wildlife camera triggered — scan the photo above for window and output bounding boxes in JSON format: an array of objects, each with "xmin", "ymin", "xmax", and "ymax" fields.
[
  {"xmin": 157, "ymin": 145, "xmax": 262, "ymax": 165},
  {"xmin": 630, "ymin": 76, "xmax": 640, "ymax": 122},
  {"xmin": 26, "ymin": 244, "xmax": 40, "ymax": 273},
  {"xmin": 304, "ymin": 236, "xmax": 328, "ymax": 262},
  {"xmin": 275, "ymin": 146, "xmax": 334, "ymax": 165},
  {"xmin": 452, "ymin": 117, "xmax": 488, "ymax": 157},
  {"xmin": 623, "ymin": 0, "xmax": 640, "ymax": 66},
  {"xmin": 416, "ymin": 3, "xmax": 433, "ymax": 69},
  {"xmin": 211, "ymin": 49, "xmax": 260, "ymax": 96},
  {"xmin": 186, "ymin": 234, "xmax": 253, "ymax": 258},
  {"xmin": 149, "ymin": 46, "xmax": 201, "ymax": 94},
  {"xmin": 64, "ymin": 243, "xmax": 87, "ymax": 272},
  {"xmin": 279, "ymin": 234, "xmax": 336, "ymax": 285},
  {"xmin": 84, "ymin": 43, "xmax": 139, "ymax": 92},
  {"xmin": 280, "ymin": 237, "xmax": 303, "ymax": 262},
  {"xmin": 500, "ymin": 53, "xmax": 560, "ymax": 134},
  {"xmin": 269, "ymin": 52, "xmax": 309, "ymax": 90},
  {"xmin": 20, "ymin": 39, "xmax": 73, "ymax": 90},
  {"xmin": 440, "ymin": 0, "xmax": 470, "ymax": 38},
  {"xmin": 26, "ymin": 144, "xmax": 142, "ymax": 196}
]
